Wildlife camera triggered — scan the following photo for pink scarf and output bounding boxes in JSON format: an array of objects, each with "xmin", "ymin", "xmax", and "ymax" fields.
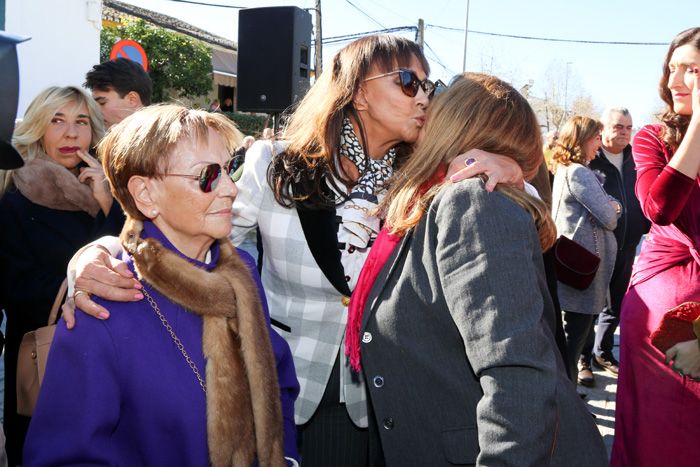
[{"xmin": 346, "ymin": 166, "xmax": 446, "ymax": 372}]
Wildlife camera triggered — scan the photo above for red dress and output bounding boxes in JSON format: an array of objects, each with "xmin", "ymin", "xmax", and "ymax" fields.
[{"xmin": 611, "ymin": 124, "xmax": 700, "ymax": 467}]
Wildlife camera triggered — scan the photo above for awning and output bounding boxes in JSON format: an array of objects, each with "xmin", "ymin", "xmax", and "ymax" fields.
[{"xmin": 212, "ymin": 48, "xmax": 237, "ymax": 87}]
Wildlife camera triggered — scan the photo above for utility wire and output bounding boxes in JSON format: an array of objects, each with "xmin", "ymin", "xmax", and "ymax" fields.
[
  {"xmin": 427, "ymin": 24, "xmax": 668, "ymax": 46},
  {"xmin": 322, "ymin": 26, "xmax": 417, "ymax": 44},
  {"xmin": 424, "ymin": 41, "xmax": 456, "ymax": 76},
  {"xmin": 345, "ymin": 0, "xmax": 385, "ymax": 29},
  {"xmin": 162, "ymin": 0, "xmax": 245, "ymax": 8}
]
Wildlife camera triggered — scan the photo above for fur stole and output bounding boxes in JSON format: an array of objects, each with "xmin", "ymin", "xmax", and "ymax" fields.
[
  {"xmin": 120, "ymin": 218, "xmax": 285, "ymax": 467},
  {"xmin": 12, "ymin": 151, "xmax": 100, "ymax": 217}
]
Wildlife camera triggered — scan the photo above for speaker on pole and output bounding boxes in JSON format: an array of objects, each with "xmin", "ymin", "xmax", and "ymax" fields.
[{"xmin": 237, "ymin": 7, "xmax": 312, "ymax": 113}]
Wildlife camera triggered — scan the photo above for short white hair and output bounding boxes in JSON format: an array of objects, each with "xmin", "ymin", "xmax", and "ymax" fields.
[{"xmin": 600, "ymin": 107, "xmax": 631, "ymax": 125}]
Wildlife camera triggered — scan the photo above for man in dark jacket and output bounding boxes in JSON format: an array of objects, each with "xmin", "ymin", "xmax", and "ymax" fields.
[{"xmin": 578, "ymin": 107, "xmax": 650, "ymax": 386}]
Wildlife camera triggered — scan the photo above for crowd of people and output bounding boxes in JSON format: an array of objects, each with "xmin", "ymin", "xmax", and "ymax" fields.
[{"xmin": 0, "ymin": 26, "xmax": 697, "ymax": 467}]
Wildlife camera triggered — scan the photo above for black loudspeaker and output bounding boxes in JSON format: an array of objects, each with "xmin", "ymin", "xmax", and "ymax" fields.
[{"xmin": 237, "ymin": 7, "xmax": 312, "ymax": 113}]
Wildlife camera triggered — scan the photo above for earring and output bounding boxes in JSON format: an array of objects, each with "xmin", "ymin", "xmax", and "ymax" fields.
[{"xmin": 151, "ymin": 209, "xmax": 158, "ymax": 217}]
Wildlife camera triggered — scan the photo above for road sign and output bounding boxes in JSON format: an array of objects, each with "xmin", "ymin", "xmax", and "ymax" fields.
[{"xmin": 109, "ymin": 39, "xmax": 148, "ymax": 71}]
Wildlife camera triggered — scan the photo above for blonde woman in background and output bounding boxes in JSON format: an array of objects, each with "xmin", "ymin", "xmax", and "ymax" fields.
[{"xmin": 0, "ymin": 86, "xmax": 124, "ymax": 464}]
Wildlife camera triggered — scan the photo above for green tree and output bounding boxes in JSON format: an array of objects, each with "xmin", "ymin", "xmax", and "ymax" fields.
[{"xmin": 101, "ymin": 20, "xmax": 212, "ymax": 102}]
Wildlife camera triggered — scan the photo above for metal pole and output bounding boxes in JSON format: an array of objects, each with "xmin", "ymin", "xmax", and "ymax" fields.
[
  {"xmin": 315, "ymin": 0, "xmax": 322, "ymax": 77},
  {"xmin": 462, "ymin": 0, "xmax": 470, "ymax": 72}
]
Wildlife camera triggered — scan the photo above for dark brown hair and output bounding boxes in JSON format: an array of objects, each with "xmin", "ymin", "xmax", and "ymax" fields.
[
  {"xmin": 658, "ymin": 27, "xmax": 700, "ymax": 151},
  {"xmin": 268, "ymin": 34, "xmax": 429, "ymax": 209}
]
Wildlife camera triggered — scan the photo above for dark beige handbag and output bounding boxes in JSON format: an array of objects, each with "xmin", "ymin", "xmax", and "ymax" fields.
[{"xmin": 16, "ymin": 278, "xmax": 66, "ymax": 416}]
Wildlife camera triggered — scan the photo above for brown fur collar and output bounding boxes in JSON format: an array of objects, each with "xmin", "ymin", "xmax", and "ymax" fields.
[
  {"xmin": 12, "ymin": 151, "xmax": 100, "ymax": 216},
  {"xmin": 120, "ymin": 218, "xmax": 285, "ymax": 467}
]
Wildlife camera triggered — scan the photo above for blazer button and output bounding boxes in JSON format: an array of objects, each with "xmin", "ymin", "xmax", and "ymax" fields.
[
  {"xmin": 383, "ymin": 417, "xmax": 394, "ymax": 430},
  {"xmin": 362, "ymin": 332, "xmax": 372, "ymax": 343},
  {"xmin": 341, "ymin": 296, "xmax": 351, "ymax": 307},
  {"xmin": 373, "ymin": 376, "xmax": 384, "ymax": 388}
]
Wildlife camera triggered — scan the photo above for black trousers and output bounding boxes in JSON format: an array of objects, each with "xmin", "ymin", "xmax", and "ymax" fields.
[
  {"xmin": 581, "ymin": 245, "xmax": 637, "ymax": 362},
  {"xmin": 563, "ymin": 311, "xmax": 597, "ymax": 382},
  {"xmin": 298, "ymin": 354, "xmax": 369, "ymax": 467}
]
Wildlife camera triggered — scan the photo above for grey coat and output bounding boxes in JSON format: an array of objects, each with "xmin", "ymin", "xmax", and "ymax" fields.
[
  {"xmin": 360, "ymin": 180, "xmax": 608, "ymax": 466},
  {"xmin": 552, "ymin": 163, "xmax": 619, "ymax": 314}
]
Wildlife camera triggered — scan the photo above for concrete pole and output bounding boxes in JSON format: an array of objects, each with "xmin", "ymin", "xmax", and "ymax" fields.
[
  {"xmin": 416, "ymin": 19, "xmax": 424, "ymax": 50},
  {"xmin": 315, "ymin": 0, "xmax": 322, "ymax": 77},
  {"xmin": 462, "ymin": 0, "xmax": 470, "ymax": 72}
]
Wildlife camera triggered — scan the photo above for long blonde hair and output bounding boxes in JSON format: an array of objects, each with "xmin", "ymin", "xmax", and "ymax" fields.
[
  {"xmin": 383, "ymin": 72, "xmax": 556, "ymax": 251},
  {"xmin": 269, "ymin": 34, "xmax": 429, "ymax": 208},
  {"xmin": 1, "ymin": 86, "xmax": 105, "ymax": 193}
]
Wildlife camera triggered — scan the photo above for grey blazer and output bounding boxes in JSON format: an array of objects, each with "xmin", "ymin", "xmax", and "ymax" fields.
[
  {"xmin": 552, "ymin": 163, "xmax": 619, "ymax": 314},
  {"xmin": 360, "ymin": 180, "xmax": 607, "ymax": 466}
]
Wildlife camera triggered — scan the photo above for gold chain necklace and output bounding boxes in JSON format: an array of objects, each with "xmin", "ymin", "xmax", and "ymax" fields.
[{"xmin": 142, "ymin": 287, "xmax": 207, "ymax": 394}]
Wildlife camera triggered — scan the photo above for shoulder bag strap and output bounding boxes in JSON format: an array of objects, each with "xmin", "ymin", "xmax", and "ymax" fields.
[
  {"xmin": 565, "ymin": 167, "xmax": 601, "ymax": 258},
  {"xmin": 47, "ymin": 279, "xmax": 68, "ymax": 326}
]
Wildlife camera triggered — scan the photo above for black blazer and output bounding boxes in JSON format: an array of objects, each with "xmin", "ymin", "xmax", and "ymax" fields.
[{"xmin": 0, "ymin": 188, "xmax": 124, "ymax": 333}]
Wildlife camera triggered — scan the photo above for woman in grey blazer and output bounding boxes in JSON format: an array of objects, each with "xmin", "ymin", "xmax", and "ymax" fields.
[
  {"xmin": 551, "ymin": 116, "xmax": 622, "ymax": 382},
  {"xmin": 347, "ymin": 74, "xmax": 608, "ymax": 466}
]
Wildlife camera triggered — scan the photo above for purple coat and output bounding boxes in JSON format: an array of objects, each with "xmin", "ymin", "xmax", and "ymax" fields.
[{"xmin": 24, "ymin": 222, "xmax": 300, "ymax": 466}]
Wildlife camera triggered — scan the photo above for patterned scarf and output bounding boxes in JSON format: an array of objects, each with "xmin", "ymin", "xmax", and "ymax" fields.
[{"xmin": 339, "ymin": 118, "xmax": 396, "ymax": 248}]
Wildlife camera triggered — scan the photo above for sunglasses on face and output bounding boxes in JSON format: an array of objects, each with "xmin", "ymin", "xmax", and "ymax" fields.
[
  {"xmin": 364, "ymin": 69, "xmax": 447, "ymax": 99},
  {"xmin": 159, "ymin": 155, "xmax": 244, "ymax": 193}
]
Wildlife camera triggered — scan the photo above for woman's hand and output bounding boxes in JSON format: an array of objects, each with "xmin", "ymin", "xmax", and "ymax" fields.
[
  {"xmin": 447, "ymin": 149, "xmax": 525, "ymax": 192},
  {"xmin": 76, "ymin": 150, "xmax": 113, "ymax": 215},
  {"xmin": 65, "ymin": 245, "xmax": 143, "ymax": 329},
  {"xmin": 665, "ymin": 339, "xmax": 700, "ymax": 380},
  {"xmin": 692, "ymin": 67, "xmax": 700, "ymax": 117}
]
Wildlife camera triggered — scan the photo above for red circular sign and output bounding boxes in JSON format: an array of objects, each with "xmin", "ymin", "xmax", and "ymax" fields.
[{"xmin": 109, "ymin": 39, "xmax": 148, "ymax": 71}]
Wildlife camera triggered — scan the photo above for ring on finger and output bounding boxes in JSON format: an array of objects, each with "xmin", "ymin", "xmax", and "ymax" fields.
[
  {"xmin": 74, "ymin": 289, "xmax": 91, "ymax": 300},
  {"xmin": 465, "ymin": 157, "xmax": 477, "ymax": 167}
]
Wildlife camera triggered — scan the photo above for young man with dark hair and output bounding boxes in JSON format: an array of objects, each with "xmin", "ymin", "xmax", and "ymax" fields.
[{"xmin": 84, "ymin": 58, "xmax": 152, "ymax": 127}]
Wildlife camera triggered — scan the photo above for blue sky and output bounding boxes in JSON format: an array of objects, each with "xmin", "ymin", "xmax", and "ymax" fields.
[{"xmin": 121, "ymin": 0, "xmax": 700, "ymax": 126}]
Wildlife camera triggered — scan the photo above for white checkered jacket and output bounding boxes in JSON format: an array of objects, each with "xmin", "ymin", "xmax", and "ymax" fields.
[{"xmin": 231, "ymin": 140, "xmax": 368, "ymax": 428}]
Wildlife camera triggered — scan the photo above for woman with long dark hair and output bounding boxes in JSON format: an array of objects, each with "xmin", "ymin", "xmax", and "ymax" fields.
[{"xmin": 612, "ymin": 27, "xmax": 700, "ymax": 467}]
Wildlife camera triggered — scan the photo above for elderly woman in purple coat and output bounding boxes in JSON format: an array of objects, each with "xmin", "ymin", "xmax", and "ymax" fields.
[{"xmin": 24, "ymin": 105, "xmax": 299, "ymax": 467}]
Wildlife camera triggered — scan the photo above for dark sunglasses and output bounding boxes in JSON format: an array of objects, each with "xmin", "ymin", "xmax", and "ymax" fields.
[
  {"xmin": 159, "ymin": 155, "xmax": 244, "ymax": 193},
  {"xmin": 364, "ymin": 69, "xmax": 446, "ymax": 99}
]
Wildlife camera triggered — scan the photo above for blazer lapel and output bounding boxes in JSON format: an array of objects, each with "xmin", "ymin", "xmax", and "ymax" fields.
[
  {"xmin": 361, "ymin": 229, "xmax": 414, "ymax": 330},
  {"xmin": 296, "ymin": 205, "xmax": 352, "ymax": 296}
]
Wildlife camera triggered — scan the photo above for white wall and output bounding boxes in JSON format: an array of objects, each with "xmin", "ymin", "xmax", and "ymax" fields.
[{"xmin": 5, "ymin": 0, "xmax": 102, "ymax": 117}]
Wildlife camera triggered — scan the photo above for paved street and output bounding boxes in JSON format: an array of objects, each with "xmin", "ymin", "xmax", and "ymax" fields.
[{"xmin": 578, "ymin": 328, "xmax": 620, "ymax": 457}]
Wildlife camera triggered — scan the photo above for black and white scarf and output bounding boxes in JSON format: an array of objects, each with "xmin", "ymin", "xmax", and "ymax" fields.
[{"xmin": 338, "ymin": 118, "xmax": 396, "ymax": 248}]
